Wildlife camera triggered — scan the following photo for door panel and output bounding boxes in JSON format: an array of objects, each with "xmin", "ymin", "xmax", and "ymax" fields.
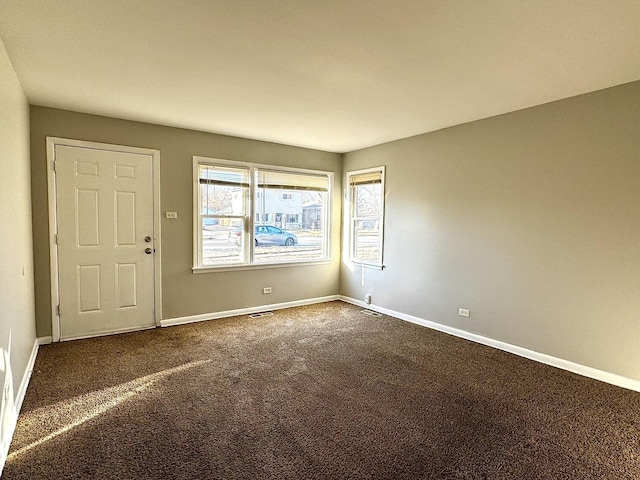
[
  {"xmin": 56, "ymin": 145, "xmax": 155, "ymax": 340},
  {"xmin": 116, "ymin": 263, "xmax": 138, "ymax": 308},
  {"xmin": 76, "ymin": 189, "xmax": 100, "ymax": 246},
  {"xmin": 78, "ymin": 265, "xmax": 101, "ymax": 312},
  {"xmin": 115, "ymin": 191, "xmax": 136, "ymax": 245}
]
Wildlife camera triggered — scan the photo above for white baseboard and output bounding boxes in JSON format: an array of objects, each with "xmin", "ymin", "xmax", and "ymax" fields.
[
  {"xmin": 161, "ymin": 295, "xmax": 340, "ymax": 327},
  {"xmin": 0, "ymin": 337, "xmax": 39, "ymax": 477},
  {"xmin": 3, "ymin": 295, "xmax": 636, "ymax": 479},
  {"xmin": 340, "ymin": 296, "xmax": 640, "ymax": 393},
  {"xmin": 15, "ymin": 339, "xmax": 38, "ymax": 415}
]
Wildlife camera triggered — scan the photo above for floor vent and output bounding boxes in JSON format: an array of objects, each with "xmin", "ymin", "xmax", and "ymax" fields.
[
  {"xmin": 361, "ymin": 309, "xmax": 382, "ymax": 317},
  {"xmin": 249, "ymin": 311, "xmax": 274, "ymax": 318}
]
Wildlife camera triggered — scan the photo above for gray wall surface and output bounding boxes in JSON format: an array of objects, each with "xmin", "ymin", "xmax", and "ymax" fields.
[
  {"xmin": 30, "ymin": 107, "xmax": 342, "ymax": 337},
  {"xmin": 0, "ymin": 38, "xmax": 37, "ymax": 441},
  {"xmin": 341, "ymin": 81, "xmax": 640, "ymax": 381},
  {"xmin": 26, "ymin": 81, "xmax": 640, "ymax": 383}
]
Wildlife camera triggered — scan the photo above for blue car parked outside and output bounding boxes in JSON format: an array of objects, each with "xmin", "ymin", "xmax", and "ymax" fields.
[{"xmin": 229, "ymin": 225, "xmax": 298, "ymax": 246}]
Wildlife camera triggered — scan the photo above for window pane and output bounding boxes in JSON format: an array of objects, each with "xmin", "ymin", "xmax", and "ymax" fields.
[
  {"xmin": 201, "ymin": 218, "xmax": 245, "ymax": 266},
  {"xmin": 355, "ymin": 183, "xmax": 381, "ymax": 218},
  {"xmin": 199, "ymin": 165, "xmax": 248, "ymax": 216},
  {"xmin": 254, "ymin": 185, "xmax": 327, "ymax": 264},
  {"xmin": 353, "ymin": 220, "xmax": 380, "ymax": 262},
  {"xmin": 198, "ymin": 163, "xmax": 249, "ymax": 267}
]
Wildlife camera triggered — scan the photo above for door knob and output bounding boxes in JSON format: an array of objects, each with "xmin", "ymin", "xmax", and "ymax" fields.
[
  {"xmin": 144, "ymin": 236, "xmax": 152, "ymax": 242},
  {"xmin": 145, "ymin": 248, "xmax": 153, "ymax": 254}
]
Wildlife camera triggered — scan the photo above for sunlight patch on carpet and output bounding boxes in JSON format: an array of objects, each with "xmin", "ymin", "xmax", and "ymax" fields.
[{"xmin": 7, "ymin": 360, "xmax": 211, "ymax": 462}]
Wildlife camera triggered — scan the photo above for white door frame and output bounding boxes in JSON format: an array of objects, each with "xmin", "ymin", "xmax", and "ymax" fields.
[{"xmin": 46, "ymin": 137, "xmax": 162, "ymax": 342}]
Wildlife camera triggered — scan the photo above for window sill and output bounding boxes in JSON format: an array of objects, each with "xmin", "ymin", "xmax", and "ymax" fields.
[
  {"xmin": 193, "ymin": 259, "xmax": 333, "ymax": 274},
  {"xmin": 350, "ymin": 261, "xmax": 385, "ymax": 271}
]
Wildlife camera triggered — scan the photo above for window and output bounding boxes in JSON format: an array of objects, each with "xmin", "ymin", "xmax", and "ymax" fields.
[
  {"xmin": 346, "ymin": 167, "xmax": 385, "ymax": 267},
  {"xmin": 194, "ymin": 157, "xmax": 332, "ymax": 269}
]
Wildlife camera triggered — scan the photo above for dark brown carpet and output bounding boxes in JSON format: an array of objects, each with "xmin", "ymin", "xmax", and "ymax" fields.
[{"xmin": 4, "ymin": 301, "xmax": 640, "ymax": 479}]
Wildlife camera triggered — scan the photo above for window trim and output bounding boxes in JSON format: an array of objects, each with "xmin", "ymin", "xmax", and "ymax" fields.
[
  {"xmin": 345, "ymin": 166, "xmax": 385, "ymax": 269},
  {"xmin": 193, "ymin": 156, "xmax": 333, "ymax": 271}
]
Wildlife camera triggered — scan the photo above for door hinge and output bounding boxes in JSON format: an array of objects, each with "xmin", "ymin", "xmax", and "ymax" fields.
[
  {"xmin": 55, "ymin": 233, "xmax": 58, "ymax": 244},
  {"xmin": 57, "ymin": 304, "xmax": 61, "ymax": 316},
  {"xmin": 53, "ymin": 160, "xmax": 57, "ymax": 172}
]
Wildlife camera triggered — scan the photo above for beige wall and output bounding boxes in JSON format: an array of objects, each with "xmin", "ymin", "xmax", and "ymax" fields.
[
  {"xmin": 30, "ymin": 107, "xmax": 342, "ymax": 337},
  {"xmin": 341, "ymin": 81, "xmax": 640, "ymax": 381},
  {"xmin": 0, "ymin": 37, "xmax": 36, "ymax": 451}
]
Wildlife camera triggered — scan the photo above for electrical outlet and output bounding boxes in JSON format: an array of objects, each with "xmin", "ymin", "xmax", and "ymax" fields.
[
  {"xmin": 458, "ymin": 308, "xmax": 470, "ymax": 317},
  {"xmin": 364, "ymin": 294, "xmax": 372, "ymax": 305},
  {"xmin": 263, "ymin": 287, "xmax": 272, "ymax": 294},
  {"xmin": 165, "ymin": 211, "xmax": 178, "ymax": 219}
]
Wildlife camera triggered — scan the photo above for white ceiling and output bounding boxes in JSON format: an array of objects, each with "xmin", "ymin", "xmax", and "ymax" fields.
[{"xmin": 1, "ymin": 0, "xmax": 640, "ymax": 153}]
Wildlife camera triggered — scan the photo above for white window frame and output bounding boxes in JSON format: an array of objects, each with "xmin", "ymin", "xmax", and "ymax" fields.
[
  {"xmin": 345, "ymin": 166, "xmax": 385, "ymax": 269},
  {"xmin": 193, "ymin": 156, "xmax": 333, "ymax": 271}
]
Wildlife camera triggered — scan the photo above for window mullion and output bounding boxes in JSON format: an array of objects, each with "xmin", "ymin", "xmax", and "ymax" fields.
[{"xmin": 249, "ymin": 167, "xmax": 256, "ymax": 263}]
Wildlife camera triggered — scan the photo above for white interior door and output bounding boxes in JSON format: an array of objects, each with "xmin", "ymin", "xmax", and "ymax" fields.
[{"xmin": 55, "ymin": 144, "xmax": 157, "ymax": 340}]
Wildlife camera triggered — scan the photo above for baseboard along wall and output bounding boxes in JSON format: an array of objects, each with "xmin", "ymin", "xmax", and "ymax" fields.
[
  {"xmin": 0, "ymin": 337, "xmax": 39, "ymax": 477},
  {"xmin": 339, "ymin": 296, "xmax": 640, "ymax": 393},
  {"xmin": 3, "ymin": 294, "xmax": 637, "ymax": 476},
  {"xmin": 163, "ymin": 294, "xmax": 640, "ymax": 392},
  {"xmin": 160, "ymin": 295, "xmax": 340, "ymax": 327}
]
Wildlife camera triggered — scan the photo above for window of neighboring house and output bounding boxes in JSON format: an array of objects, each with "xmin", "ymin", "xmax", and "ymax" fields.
[
  {"xmin": 346, "ymin": 166, "xmax": 385, "ymax": 268},
  {"xmin": 194, "ymin": 157, "xmax": 332, "ymax": 269}
]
